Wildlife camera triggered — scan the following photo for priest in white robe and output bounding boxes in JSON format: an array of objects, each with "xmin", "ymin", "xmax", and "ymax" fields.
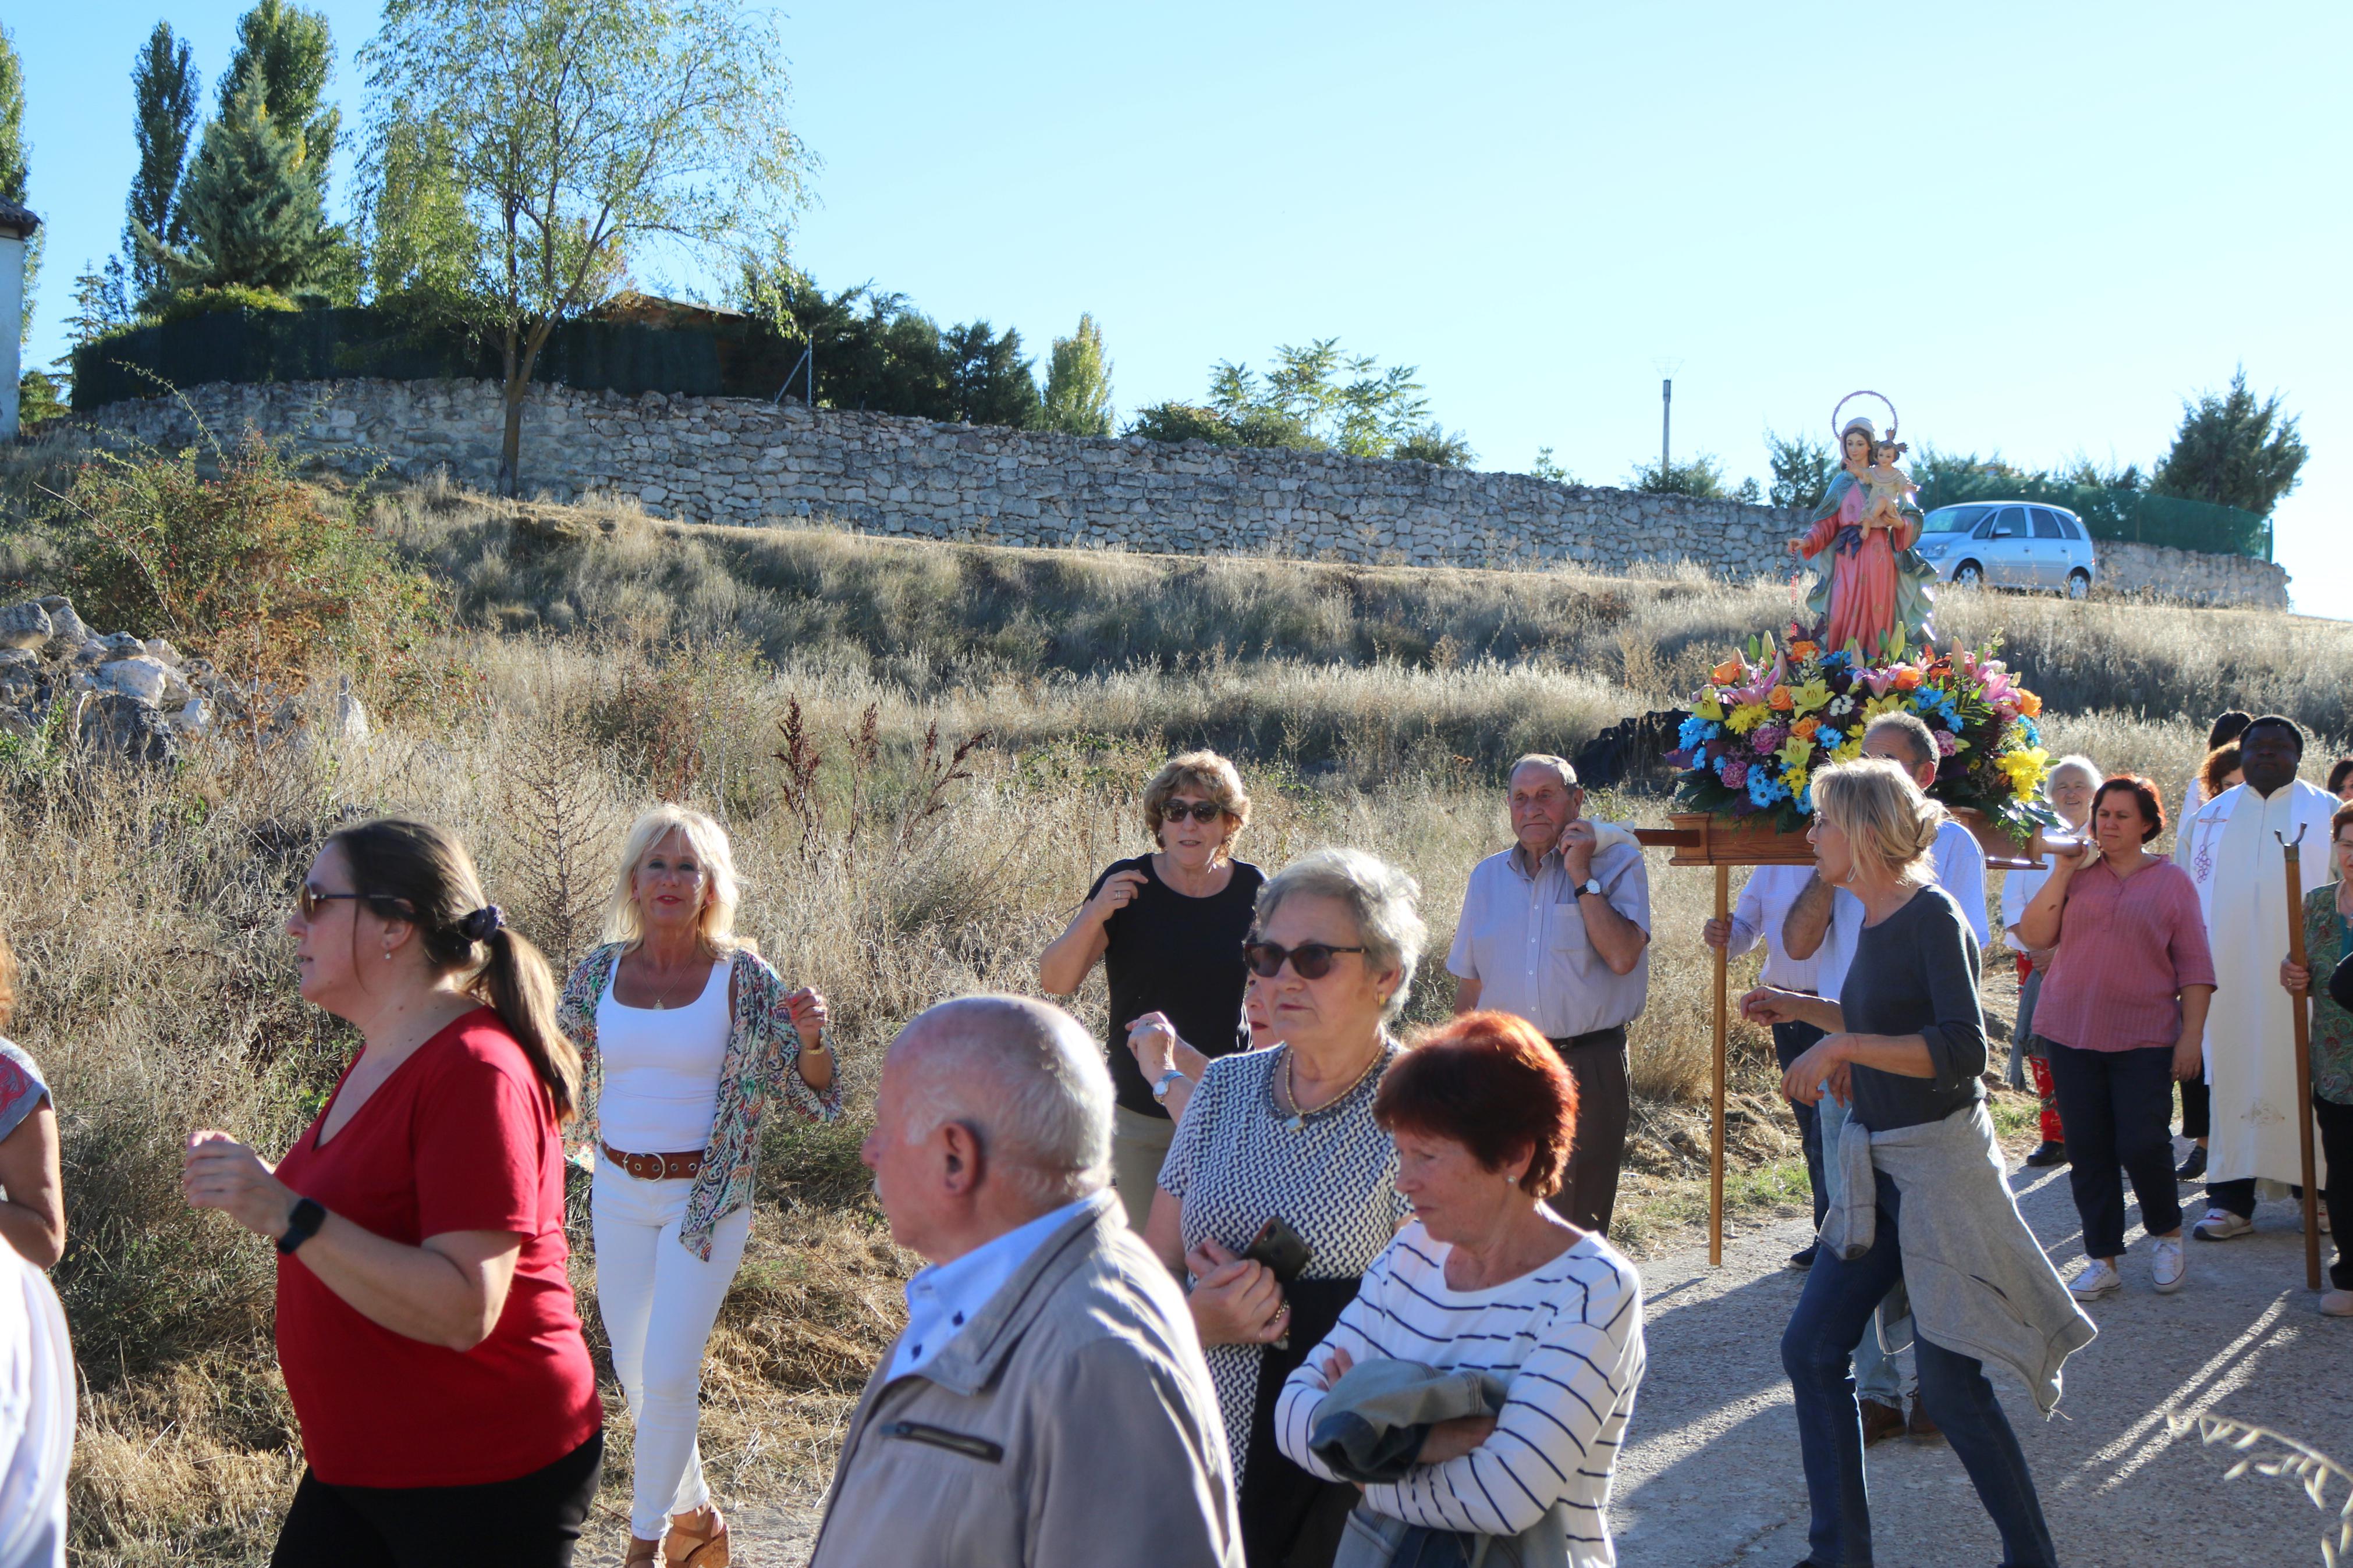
[{"xmin": 2174, "ymin": 716, "xmax": 2338, "ymax": 1235}]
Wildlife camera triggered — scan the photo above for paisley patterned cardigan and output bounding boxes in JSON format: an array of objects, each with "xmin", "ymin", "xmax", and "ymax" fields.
[{"xmin": 556, "ymin": 942, "xmax": 842, "ymax": 1260}]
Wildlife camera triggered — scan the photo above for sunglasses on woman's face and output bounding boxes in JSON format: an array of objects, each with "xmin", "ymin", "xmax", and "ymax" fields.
[
  {"xmin": 1162, "ymin": 801, "xmax": 1227, "ymax": 824},
  {"xmin": 296, "ymin": 886, "xmax": 365, "ymax": 921},
  {"xmin": 1243, "ymin": 940, "xmax": 1367, "ymax": 980}
]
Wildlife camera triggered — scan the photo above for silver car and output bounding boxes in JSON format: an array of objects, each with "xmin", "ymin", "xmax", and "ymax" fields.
[{"xmin": 1912, "ymin": 502, "xmax": 2098, "ymax": 599}]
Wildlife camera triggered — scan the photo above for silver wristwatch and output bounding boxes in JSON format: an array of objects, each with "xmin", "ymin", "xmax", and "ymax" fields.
[{"xmin": 1152, "ymin": 1068, "xmax": 1189, "ymax": 1104}]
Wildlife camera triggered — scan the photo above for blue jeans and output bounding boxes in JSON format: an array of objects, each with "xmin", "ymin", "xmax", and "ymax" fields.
[
  {"xmin": 1781, "ymin": 1169, "xmax": 2058, "ymax": 1568},
  {"xmin": 1813, "ymin": 1092, "xmax": 1904, "ymax": 1404},
  {"xmin": 1774, "ymin": 1021, "xmax": 1830, "ymax": 1230}
]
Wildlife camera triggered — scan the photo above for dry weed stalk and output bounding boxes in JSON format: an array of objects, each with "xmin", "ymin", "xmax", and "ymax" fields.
[
  {"xmin": 2165, "ymin": 1412, "xmax": 2353, "ymax": 1565},
  {"xmin": 502, "ymin": 724, "xmax": 620, "ymax": 968}
]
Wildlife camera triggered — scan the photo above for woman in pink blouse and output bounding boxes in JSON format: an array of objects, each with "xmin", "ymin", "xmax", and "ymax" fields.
[{"xmin": 2018, "ymin": 776, "xmax": 2215, "ymax": 1303}]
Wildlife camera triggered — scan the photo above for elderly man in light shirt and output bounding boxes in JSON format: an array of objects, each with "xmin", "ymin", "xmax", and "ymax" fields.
[
  {"xmin": 1706, "ymin": 863, "xmax": 1830, "ymax": 1268},
  {"xmin": 1781, "ymin": 710, "xmax": 1989, "ymax": 1446},
  {"xmin": 810, "ymin": 995, "xmax": 1241, "ymax": 1568},
  {"xmin": 1449, "ymin": 753, "xmax": 1651, "ymax": 1237}
]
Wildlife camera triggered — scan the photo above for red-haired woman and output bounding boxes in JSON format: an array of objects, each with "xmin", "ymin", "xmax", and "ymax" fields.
[
  {"xmin": 2019, "ymin": 776, "xmax": 2215, "ymax": 1302},
  {"xmin": 1273, "ymin": 1011, "xmax": 1646, "ymax": 1567}
]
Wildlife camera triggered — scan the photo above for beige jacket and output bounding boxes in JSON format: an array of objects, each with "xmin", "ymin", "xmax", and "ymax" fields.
[{"xmin": 808, "ymin": 1192, "xmax": 1243, "ymax": 1568}]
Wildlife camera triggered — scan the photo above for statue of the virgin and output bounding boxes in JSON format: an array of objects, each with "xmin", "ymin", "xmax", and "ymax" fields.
[{"xmin": 1788, "ymin": 396, "xmax": 1937, "ymax": 659}]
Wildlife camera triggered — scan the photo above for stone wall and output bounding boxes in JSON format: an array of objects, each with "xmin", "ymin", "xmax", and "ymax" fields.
[
  {"xmin": 89, "ymin": 377, "xmax": 2292, "ymax": 606},
  {"xmin": 2082, "ymin": 538, "xmax": 2291, "ymax": 609}
]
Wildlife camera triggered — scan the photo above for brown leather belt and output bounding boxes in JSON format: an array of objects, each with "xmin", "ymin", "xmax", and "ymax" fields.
[{"xmin": 601, "ymin": 1143, "xmax": 705, "ymax": 1182}]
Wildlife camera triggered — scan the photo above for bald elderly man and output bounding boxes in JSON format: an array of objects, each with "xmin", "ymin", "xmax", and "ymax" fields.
[{"xmin": 808, "ymin": 996, "xmax": 1243, "ymax": 1568}]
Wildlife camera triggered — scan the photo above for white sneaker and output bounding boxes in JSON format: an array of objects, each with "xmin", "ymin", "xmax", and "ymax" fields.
[
  {"xmin": 2321, "ymin": 1289, "xmax": 2353, "ymax": 1318},
  {"xmin": 2193, "ymin": 1210, "xmax": 2253, "ymax": 1242},
  {"xmin": 2151, "ymin": 1236, "xmax": 2187, "ymax": 1294},
  {"xmin": 2068, "ymin": 1259, "xmax": 2123, "ymax": 1300}
]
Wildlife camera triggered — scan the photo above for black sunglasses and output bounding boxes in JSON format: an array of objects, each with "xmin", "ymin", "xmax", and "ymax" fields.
[
  {"xmin": 1243, "ymin": 940, "xmax": 1367, "ymax": 980},
  {"xmin": 296, "ymin": 886, "xmax": 409, "ymax": 920},
  {"xmin": 1162, "ymin": 801, "xmax": 1227, "ymax": 823}
]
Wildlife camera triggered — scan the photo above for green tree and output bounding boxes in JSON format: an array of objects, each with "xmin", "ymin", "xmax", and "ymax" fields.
[
  {"xmin": 2150, "ymin": 367, "xmax": 2306, "ymax": 516},
  {"xmin": 141, "ymin": 69, "xmax": 341, "ymax": 299},
  {"xmin": 0, "ymin": 23, "xmax": 36, "ymax": 347},
  {"xmin": 1765, "ymin": 429, "xmax": 1834, "ymax": 510},
  {"xmin": 221, "ymin": 1, "xmax": 339, "ymax": 202},
  {"xmin": 126, "ymin": 24, "xmax": 203, "ymax": 302},
  {"xmin": 1628, "ymin": 453, "xmax": 1727, "ymax": 497},
  {"xmin": 1124, "ymin": 403, "xmax": 1240, "ymax": 446},
  {"xmin": 1529, "ymin": 447, "xmax": 1575, "ymax": 484},
  {"xmin": 1206, "ymin": 339, "xmax": 1433, "ymax": 458},
  {"xmin": 64, "ymin": 258, "xmax": 133, "ymax": 346},
  {"xmin": 1039, "ymin": 312, "xmax": 1113, "ymax": 436},
  {"xmin": 1392, "ymin": 423, "xmax": 1476, "ymax": 468},
  {"xmin": 942, "ymin": 319, "xmax": 1040, "ymax": 428},
  {"xmin": 361, "ymin": 0, "xmax": 810, "ymax": 495}
]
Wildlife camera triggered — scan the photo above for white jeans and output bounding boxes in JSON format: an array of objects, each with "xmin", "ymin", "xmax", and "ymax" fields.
[{"xmin": 592, "ymin": 1156, "xmax": 753, "ymax": 1539}]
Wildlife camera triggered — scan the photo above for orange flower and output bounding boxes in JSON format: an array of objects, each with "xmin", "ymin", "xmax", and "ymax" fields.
[
  {"xmin": 1790, "ymin": 640, "xmax": 1820, "ymax": 661},
  {"xmin": 2018, "ymin": 689, "xmax": 2043, "ymax": 717},
  {"xmin": 1891, "ymin": 667, "xmax": 1922, "ymax": 691},
  {"xmin": 1712, "ymin": 657, "xmax": 1745, "ymax": 685},
  {"xmin": 1792, "ymin": 716, "xmax": 1821, "ymax": 740},
  {"xmin": 1768, "ymin": 685, "xmax": 1795, "ymax": 711}
]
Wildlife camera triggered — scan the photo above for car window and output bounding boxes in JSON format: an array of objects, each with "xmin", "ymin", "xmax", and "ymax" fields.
[
  {"xmin": 1983, "ymin": 506, "xmax": 2027, "ymax": 538},
  {"xmin": 2056, "ymin": 514, "xmax": 2086, "ymax": 541},
  {"xmin": 2030, "ymin": 509, "xmax": 2067, "ymax": 540},
  {"xmin": 1923, "ymin": 505, "xmax": 1990, "ymax": 534}
]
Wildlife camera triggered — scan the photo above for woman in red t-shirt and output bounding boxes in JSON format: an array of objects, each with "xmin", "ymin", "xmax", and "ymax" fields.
[{"xmin": 182, "ymin": 819, "xmax": 604, "ymax": 1567}]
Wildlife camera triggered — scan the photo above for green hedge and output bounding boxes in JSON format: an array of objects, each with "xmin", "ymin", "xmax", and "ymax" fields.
[
  {"xmin": 1917, "ymin": 472, "xmax": 2270, "ymax": 560},
  {"xmin": 71, "ymin": 305, "xmax": 806, "ymax": 412}
]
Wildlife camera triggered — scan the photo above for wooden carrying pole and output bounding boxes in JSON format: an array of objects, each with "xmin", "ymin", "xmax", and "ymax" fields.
[
  {"xmin": 1710, "ymin": 865, "xmax": 1730, "ymax": 1267},
  {"xmin": 2280, "ymin": 828, "xmax": 2322, "ymax": 1291}
]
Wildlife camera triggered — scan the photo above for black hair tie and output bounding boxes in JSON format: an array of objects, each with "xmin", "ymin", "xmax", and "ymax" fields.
[{"xmin": 460, "ymin": 905, "xmax": 504, "ymax": 941}]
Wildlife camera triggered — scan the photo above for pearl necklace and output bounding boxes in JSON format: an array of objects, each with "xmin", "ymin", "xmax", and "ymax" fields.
[{"xmin": 1280, "ymin": 1041, "xmax": 1387, "ymax": 1132}]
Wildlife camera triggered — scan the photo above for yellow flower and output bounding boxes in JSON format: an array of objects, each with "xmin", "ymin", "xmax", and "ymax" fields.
[
  {"xmin": 1777, "ymin": 734, "xmax": 1814, "ymax": 769},
  {"xmin": 1726, "ymin": 701, "xmax": 1769, "ymax": 735},
  {"xmin": 1783, "ymin": 763, "xmax": 1810, "ymax": 798},
  {"xmin": 1791, "ymin": 678, "xmax": 1832, "ymax": 715},
  {"xmin": 1999, "ymin": 746, "xmax": 2050, "ymax": 801},
  {"xmin": 1862, "ymin": 693, "xmax": 1905, "ymax": 720},
  {"xmin": 1695, "ymin": 694, "xmax": 1725, "ymax": 722},
  {"xmin": 1832, "ymin": 738, "xmax": 1864, "ymax": 763}
]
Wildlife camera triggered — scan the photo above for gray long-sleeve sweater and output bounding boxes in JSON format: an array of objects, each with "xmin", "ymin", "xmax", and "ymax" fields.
[{"xmin": 1839, "ymin": 884, "xmax": 1987, "ymax": 1132}]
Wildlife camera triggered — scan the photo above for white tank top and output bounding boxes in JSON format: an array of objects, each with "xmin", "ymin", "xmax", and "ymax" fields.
[{"xmin": 595, "ymin": 956, "xmax": 732, "ymax": 1154}]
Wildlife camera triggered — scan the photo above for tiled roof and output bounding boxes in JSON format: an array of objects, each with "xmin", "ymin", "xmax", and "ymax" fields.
[{"xmin": 0, "ymin": 197, "xmax": 40, "ymax": 239}]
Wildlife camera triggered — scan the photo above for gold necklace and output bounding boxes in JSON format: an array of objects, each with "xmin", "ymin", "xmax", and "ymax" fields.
[{"xmin": 1282, "ymin": 1041, "xmax": 1387, "ymax": 1132}]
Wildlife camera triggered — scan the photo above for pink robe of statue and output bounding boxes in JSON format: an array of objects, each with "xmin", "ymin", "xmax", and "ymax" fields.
[{"xmin": 1801, "ymin": 479, "xmax": 1919, "ymax": 657}]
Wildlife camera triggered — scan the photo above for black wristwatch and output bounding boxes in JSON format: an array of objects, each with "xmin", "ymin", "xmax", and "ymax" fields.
[
  {"xmin": 276, "ymin": 1197, "xmax": 327, "ymax": 1255},
  {"xmin": 1577, "ymin": 877, "xmax": 1605, "ymax": 899}
]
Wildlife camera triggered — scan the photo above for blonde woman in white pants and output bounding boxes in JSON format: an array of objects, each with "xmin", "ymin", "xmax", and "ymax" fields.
[{"xmin": 556, "ymin": 806, "xmax": 840, "ymax": 1567}]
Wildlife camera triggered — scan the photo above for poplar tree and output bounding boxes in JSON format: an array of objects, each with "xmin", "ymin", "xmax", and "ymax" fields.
[
  {"xmin": 1039, "ymin": 313, "xmax": 1114, "ymax": 437},
  {"xmin": 127, "ymin": 24, "xmax": 203, "ymax": 301}
]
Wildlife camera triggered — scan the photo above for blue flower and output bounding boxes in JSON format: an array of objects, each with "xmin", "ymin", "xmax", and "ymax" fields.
[
  {"xmin": 2019, "ymin": 716, "xmax": 2042, "ymax": 746},
  {"xmin": 1748, "ymin": 770, "xmax": 1791, "ymax": 807},
  {"xmin": 1690, "ymin": 744, "xmax": 1711, "ymax": 771},
  {"xmin": 1794, "ymin": 784, "xmax": 1813, "ymax": 814},
  {"xmin": 1677, "ymin": 714, "xmax": 1721, "ymax": 751},
  {"xmin": 1815, "ymin": 726, "xmax": 1843, "ymax": 749}
]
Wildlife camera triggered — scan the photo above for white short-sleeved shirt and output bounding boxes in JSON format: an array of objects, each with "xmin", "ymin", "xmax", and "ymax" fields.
[
  {"xmin": 1728, "ymin": 864, "xmax": 1823, "ymax": 992},
  {"xmin": 0, "ymin": 1247, "xmax": 72, "ymax": 1568},
  {"xmin": 1447, "ymin": 835, "xmax": 1652, "ymax": 1039}
]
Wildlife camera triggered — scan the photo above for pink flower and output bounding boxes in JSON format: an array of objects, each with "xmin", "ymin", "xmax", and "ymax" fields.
[
  {"xmin": 1935, "ymin": 730, "xmax": 1960, "ymax": 756},
  {"xmin": 1717, "ymin": 757, "xmax": 1751, "ymax": 788},
  {"xmin": 1751, "ymin": 724, "xmax": 1787, "ymax": 756}
]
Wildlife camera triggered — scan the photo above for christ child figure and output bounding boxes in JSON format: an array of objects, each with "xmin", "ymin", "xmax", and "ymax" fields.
[{"xmin": 1861, "ymin": 438, "xmax": 1914, "ymax": 533}]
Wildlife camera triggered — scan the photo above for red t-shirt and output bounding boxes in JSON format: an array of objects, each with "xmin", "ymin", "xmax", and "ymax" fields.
[{"xmin": 272, "ymin": 1009, "xmax": 602, "ymax": 1488}]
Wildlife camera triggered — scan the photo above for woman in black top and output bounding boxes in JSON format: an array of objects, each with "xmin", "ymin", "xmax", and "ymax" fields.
[
  {"xmin": 1039, "ymin": 750, "xmax": 1265, "ymax": 1227},
  {"xmin": 1742, "ymin": 759, "xmax": 2063, "ymax": 1568}
]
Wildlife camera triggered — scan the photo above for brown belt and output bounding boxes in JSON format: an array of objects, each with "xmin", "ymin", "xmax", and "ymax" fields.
[{"xmin": 601, "ymin": 1143, "xmax": 705, "ymax": 1182}]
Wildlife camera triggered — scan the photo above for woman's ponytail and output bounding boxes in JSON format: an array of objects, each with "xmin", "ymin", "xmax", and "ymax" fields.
[{"xmin": 331, "ymin": 817, "xmax": 585, "ymax": 1123}]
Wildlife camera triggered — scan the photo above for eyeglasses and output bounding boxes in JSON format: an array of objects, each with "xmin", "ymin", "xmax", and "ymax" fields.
[
  {"xmin": 296, "ymin": 887, "xmax": 367, "ymax": 920},
  {"xmin": 1162, "ymin": 801, "xmax": 1227, "ymax": 824},
  {"xmin": 1243, "ymin": 940, "xmax": 1367, "ymax": 980}
]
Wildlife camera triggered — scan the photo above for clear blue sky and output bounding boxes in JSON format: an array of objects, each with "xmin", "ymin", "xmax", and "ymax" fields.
[{"xmin": 12, "ymin": 2, "xmax": 2347, "ymax": 614}]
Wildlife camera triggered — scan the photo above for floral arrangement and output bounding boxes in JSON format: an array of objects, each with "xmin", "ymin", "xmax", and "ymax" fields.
[{"xmin": 1663, "ymin": 622, "xmax": 2059, "ymax": 842}]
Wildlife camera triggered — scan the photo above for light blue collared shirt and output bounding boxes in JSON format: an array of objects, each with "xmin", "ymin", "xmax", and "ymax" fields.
[{"xmin": 888, "ymin": 1196, "xmax": 1096, "ymax": 1382}]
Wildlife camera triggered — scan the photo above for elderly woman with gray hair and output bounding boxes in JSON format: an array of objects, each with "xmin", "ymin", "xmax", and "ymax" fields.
[
  {"xmin": 555, "ymin": 805, "xmax": 841, "ymax": 1568},
  {"xmin": 1145, "ymin": 847, "xmax": 1426, "ymax": 1568}
]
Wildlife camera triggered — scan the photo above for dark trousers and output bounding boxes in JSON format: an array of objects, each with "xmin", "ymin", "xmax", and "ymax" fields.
[
  {"xmin": 1549, "ymin": 1027, "xmax": 1630, "ymax": 1236},
  {"xmin": 2179, "ymin": 1073, "xmax": 2210, "ymax": 1140},
  {"xmin": 1774, "ymin": 1020, "xmax": 1830, "ymax": 1228},
  {"xmin": 272, "ymin": 1433, "xmax": 602, "ymax": 1568},
  {"xmin": 1780, "ymin": 1171, "xmax": 2057, "ymax": 1568},
  {"xmin": 2045, "ymin": 1043, "xmax": 2183, "ymax": 1258},
  {"xmin": 2318, "ymin": 1094, "xmax": 2353, "ymax": 1290}
]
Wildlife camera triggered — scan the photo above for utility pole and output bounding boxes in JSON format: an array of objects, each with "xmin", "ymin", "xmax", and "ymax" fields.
[{"xmin": 1660, "ymin": 377, "xmax": 1673, "ymax": 481}]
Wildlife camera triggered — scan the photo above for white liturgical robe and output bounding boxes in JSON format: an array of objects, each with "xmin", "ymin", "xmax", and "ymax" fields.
[{"xmin": 2174, "ymin": 778, "xmax": 2339, "ymax": 1187}]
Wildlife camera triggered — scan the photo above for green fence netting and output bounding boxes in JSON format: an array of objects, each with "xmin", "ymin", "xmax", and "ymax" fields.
[
  {"xmin": 1916, "ymin": 472, "xmax": 2270, "ymax": 560},
  {"xmin": 67, "ymin": 305, "xmax": 803, "ymax": 412}
]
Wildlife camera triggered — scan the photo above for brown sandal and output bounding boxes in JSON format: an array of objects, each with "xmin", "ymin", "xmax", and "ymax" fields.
[
  {"xmin": 663, "ymin": 1506, "xmax": 730, "ymax": 1568},
  {"xmin": 624, "ymin": 1537, "xmax": 662, "ymax": 1567}
]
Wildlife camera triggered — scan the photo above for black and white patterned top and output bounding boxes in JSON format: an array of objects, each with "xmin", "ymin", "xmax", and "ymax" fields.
[{"xmin": 1159, "ymin": 1040, "xmax": 1408, "ymax": 1480}]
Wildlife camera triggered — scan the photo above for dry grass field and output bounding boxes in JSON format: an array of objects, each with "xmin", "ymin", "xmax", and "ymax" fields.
[{"xmin": 3, "ymin": 457, "xmax": 2350, "ymax": 1563}]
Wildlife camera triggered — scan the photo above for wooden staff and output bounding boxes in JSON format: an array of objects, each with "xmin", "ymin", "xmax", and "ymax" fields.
[
  {"xmin": 1711, "ymin": 864, "xmax": 1729, "ymax": 1267},
  {"xmin": 2280, "ymin": 826, "xmax": 2322, "ymax": 1292}
]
